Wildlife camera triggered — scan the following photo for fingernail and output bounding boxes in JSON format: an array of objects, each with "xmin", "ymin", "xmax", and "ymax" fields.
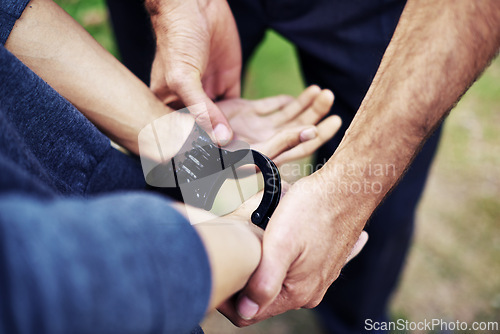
[
  {"xmin": 237, "ymin": 296, "xmax": 259, "ymax": 320},
  {"xmin": 214, "ymin": 123, "xmax": 231, "ymax": 145},
  {"xmin": 299, "ymin": 127, "xmax": 318, "ymax": 142}
]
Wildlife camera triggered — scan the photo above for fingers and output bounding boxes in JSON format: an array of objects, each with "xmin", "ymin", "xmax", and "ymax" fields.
[
  {"xmin": 187, "ymin": 97, "xmax": 234, "ymax": 145},
  {"xmin": 151, "ymin": 65, "xmax": 234, "ymax": 145},
  {"xmin": 256, "ymin": 125, "xmax": 315, "ymax": 160},
  {"xmin": 346, "ymin": 231, "xmax": 369, "ymax": 264},
  {"xmin": 280, "ymin": 180, "xmax": 291, "ymax": 197},
  {"xmin": 175, "ymin": 77, "xmax": 234, "ymax": 145},
  {"xmin": 150, "ymin": 55, "xmax": 178, "ymax": 105},
  {"xmin": 252, "ymin": 95, "xmax": 295, "ymax": 115},
  {"xmin": 293, "ymin": 88, "xmax": 334, "ymax": 126},
  {"xmin": 272, "ymin": 115, "xmax": 342, "ymax": 166},
  {"xmin": 224, "ymin": 80, "xmax": 242, "ymax": 100},
  {"xmin": 230, "ymin": 190, "xmax": 264, "ymax": 219},
  {"xmin": 274, "ymin": 85, "xmax": 321, "ymax": 125},
  {"xmin": 229, "ymin": 179, "xmax": 291, "ymax": 220},
  {"xmin": 216, "ymin": 95, "xmax": 293, "ymax": 120},
  {"xmin": 235, "ymin": 235, "xmax": 295, "ymax": 321}
]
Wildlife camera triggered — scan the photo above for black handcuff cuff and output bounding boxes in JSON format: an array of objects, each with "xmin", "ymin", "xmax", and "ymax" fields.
[{"xmin": 146, "ymin": 125, "xmax": 281, "ymax": 229}]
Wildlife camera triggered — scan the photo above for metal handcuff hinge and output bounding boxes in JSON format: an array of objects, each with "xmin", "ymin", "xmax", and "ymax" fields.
[{"xmin": 146, "ymin": 124, "xmax": 281, "ymax": 229}]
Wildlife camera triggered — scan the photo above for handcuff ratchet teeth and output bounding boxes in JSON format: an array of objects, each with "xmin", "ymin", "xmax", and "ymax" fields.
[{"xmin": 145, "ymin": 125, "xmax": 281, "ymax": 229}]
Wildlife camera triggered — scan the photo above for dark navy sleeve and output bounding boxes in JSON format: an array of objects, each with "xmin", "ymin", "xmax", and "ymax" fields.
[
  {"xmin": 0, "ymin": 0, "xmax": 30, "ymax": 45},
  {"xmin": 0, "ymin": 193, "xmax": 212, "ymax": 334}
]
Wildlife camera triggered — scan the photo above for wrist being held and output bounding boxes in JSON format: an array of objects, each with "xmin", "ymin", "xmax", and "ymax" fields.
[{"xmin": 218, "ymin": 171, "xmax": 368, "ymax": 326}]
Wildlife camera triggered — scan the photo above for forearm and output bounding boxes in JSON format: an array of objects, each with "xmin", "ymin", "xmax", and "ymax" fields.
[
  {"xmin": 172, "ymin": 203, "xmax": 262, "ymax": 311},
  {"xmin": 5, "ymin": 0, "xmax": 170, "ymax": 154},
  {"xmin": 194, "ymin": 220, "xmax": 261, "ymax": 310},
  {"xmin": 320, "ymin": 0, "xmax": 500, "ymax": 230}
]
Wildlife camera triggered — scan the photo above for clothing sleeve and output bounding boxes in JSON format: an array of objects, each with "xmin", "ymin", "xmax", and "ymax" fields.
[
  {"xmin": 0, "ymin": 0, "xmax": 30, "ymax": 45},
  {"xmin": 0, "ymin": 192, "xmax": 212, "ymax": 334}
]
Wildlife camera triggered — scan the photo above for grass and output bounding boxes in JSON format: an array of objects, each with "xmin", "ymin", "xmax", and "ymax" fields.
[
  {"xmin": 242, "ymin": 30, "xmax": 305, "ymax": 99},
  {"xmin": 55, "ymin": 1, "xmax": 500, "ymax": 332},
  {"xmin": 55, "ymin": 0, "xmax": 118, "ymax": 57},
  {"xmin": 391, "ymin": 57, "xmax": 500, "ymax": 332}
]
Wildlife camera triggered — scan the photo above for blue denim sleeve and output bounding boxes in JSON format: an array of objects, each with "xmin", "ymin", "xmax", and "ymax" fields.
[
  {"xmin": 0, "ymin": 193, "xmax": 212, "ymax": 334},
  {"xmin": 0, "ymin": 0, "xmax": 30, "ymax": 45}
]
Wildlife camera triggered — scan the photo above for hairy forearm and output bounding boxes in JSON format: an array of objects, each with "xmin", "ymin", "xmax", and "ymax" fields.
[
  {"xmin": 5, "ymin": 0, "xmax": 170, "ymax": 154},
  {"xmin": 321, "ymin": 0, "xmax": 500, "ymax": 230}
]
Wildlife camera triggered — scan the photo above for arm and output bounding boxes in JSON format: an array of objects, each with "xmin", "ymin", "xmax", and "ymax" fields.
[
  {"xmin": 5, "ymin": 0, "xmax": 171, "ymax": 155},
  {"xmin": 5, "ymin": 0, "xmax": 340, "ymax": 165},
  {"xmin": 171, "ymin": 201, "xmax": 264, "ymax": 311},
  {"xmin": 0, "ymin": 194, "xmax": 213, "ymax": 334},
  {"xmin": 5, "ymin": 0, "xmax": 334, "ymax": 164},
  {"xmin": 176, "ymin": 195, "xmax": 367, "ymax": 311},
  {"xmin": 222, "ymin": 0, "xmax": 500, "ymax": 324}
]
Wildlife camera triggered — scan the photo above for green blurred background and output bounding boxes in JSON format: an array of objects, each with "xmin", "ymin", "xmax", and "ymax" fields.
[{"xmin": 54, "ymin": 1, "xmax": 500, "ymax": 333}]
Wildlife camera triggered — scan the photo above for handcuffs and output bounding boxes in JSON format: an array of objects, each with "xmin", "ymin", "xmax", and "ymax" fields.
[{"xmin": 145, "ymin": 124, "xmax": 281, "ymax": 229}]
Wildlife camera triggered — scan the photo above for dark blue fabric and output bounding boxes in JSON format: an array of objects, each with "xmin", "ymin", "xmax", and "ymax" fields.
[
  {"xmin": 106, "ymin": 0, "xmax": 156, "ymax": 85},
  {"xmin": 0, "ymin": 0, "xmax": 30, "ymax": 45},
  {"xmin": 0, "ymin": 40, "xmax": 211, "ymax": 334},
  {"xmin": 0, "ymin": 194, "xmax": 211, "ymax": 334},
  {"xmin": 105, "ymin": 1, "xmax": 442, "ymax": 333},
  {"xmin": 0, "ymin": 43, "xmax": 146, "ymax": 195}
]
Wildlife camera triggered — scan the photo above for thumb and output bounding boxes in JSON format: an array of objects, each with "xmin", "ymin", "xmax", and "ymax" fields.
[
  {"xmin": 175, "ymin": 78, "xmax": 234, "ymax": 145},
  {"xmin": 236, "ymin": 237, "xmax": 294, "ymax": 320},
  {"xmin": 345, "ymin": 231, "xmax": 369, "ymax": 264}
]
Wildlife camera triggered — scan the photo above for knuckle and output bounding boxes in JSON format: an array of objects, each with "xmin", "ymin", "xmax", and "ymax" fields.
[
  {"xmin": 165, "ymin": 68, "xmax": 195, "ymax": 91},
  {"xmin": 166, "ymin": 76, "xmax": 186, "ymax": 92},
  {"xmin": 283, "ymin": 277, "xmax": 329, "ymax": 309},
  {"xmin": 304, "ymin": 296, "xmax": 323, "ymax": 309},
  {"xmin": 283, "ymin": 282, "xmax": 309, "ymax": 307},
  {"xmin": 193, "ymin": 109, "xmax": 211, "ymax": 128},
  {"xmin": 254, "ymin": 279, "xmax": 280, "ymax": 302},
  {"xmin": 284, "ymin": 131, "xmax": 299, "ymax": 150}
]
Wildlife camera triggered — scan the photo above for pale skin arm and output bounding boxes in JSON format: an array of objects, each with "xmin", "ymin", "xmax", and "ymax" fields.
[
  {"xmin": 191, "ymin": 215, "xmax": 264, "ymax": 311},
  {"xmin": 172, "ymin": 195, "xmax": 367, "ymax": 311},
  {"xmin": 4, "ymin": 0, "xmax": 340, "ymax": 165},
  {"xmin": 4, "ymin": 0, "xmax": 364, "ymax": 316},
  {"xmin": 220, "ymin": 0, "xmax": 500, "ymax": 325},
  {"xmin": 5, "ymin": 0, "xmax": 171, "ymax": 155}
]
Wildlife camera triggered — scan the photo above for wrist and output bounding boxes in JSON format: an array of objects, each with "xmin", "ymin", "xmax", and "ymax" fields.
[
  {"xmin": 313, "ymin": 153, "xmax": 391, "ymax": 230},
  {"xmin": 195, "ymin": 219, "xmax": 262, "ymax": 309}
]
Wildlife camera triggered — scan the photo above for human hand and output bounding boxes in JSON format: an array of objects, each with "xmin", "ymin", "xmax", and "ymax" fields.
[
  {"xmin": 218, "ymin": 172, "xmax": 369, "ymax": 325},
  {"xmin": 146, "ymin": 0, "xmax": 241, "ymax": 145},
  {"xmin": 218, "ymin": 86, "xmax": 340, "ymax": 166}
]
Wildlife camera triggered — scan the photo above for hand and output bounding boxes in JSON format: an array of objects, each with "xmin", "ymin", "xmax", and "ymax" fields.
[
  {"xmin": 146, "ymin": 0, "xmax": 241, "ymax": 145},
  {"xmin": 218, "ymin": 173, "xmax": 368, "ymax": 325},
  {"xmin": 218, "ymin": 86, "xmax": 341, "ymax": 166},
  {"xmin": 138, "ymin": 85, "xmax": 339, "ymax": 179}
]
